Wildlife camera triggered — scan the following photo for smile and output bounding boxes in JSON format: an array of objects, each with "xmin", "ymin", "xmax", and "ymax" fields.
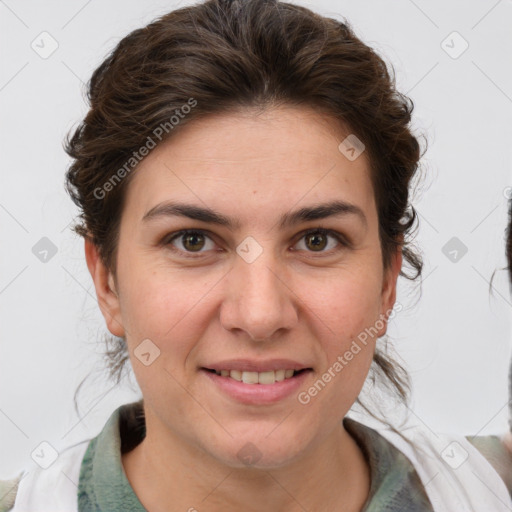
[{"xmin": 201, "ymin": 367, "xmax": 313, "ymax": 405}]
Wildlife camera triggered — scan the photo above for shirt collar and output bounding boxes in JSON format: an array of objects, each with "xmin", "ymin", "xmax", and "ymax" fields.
[{"xmin": 78, "ymin": 400, "xmax": 432, "ymax": 511}]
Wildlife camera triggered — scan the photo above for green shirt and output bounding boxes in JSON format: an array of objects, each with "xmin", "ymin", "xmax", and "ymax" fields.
[
  {"xmin": 76, "ymin": 400, "xmax": 434, "ymax": 511},
  {"xmin": 2, "ymin": 400, "xmax": 510, "ymax": 511}
]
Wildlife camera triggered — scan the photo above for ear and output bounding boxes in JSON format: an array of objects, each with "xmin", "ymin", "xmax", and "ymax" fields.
[
  {"xmin": 84, "ymin": 238, "xmax": 125, "ymax": 337},
  {"xmin": 377, "ymin": 245, "xmax": 402, "ymax": 337}
]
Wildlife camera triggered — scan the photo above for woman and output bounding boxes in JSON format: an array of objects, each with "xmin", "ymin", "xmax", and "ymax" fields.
[{"xmin": 1, "ymin": 0, "xmax": 510, "ymax": 510}]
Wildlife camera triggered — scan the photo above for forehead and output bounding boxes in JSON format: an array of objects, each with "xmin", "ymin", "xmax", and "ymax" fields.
[{"xmin": 123, "ymin": 106, "xmax": 375, "ymax": 223}]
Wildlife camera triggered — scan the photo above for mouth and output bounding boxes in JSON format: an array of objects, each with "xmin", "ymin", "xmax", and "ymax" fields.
[{"xmin": 201, "ymin": 367, "xmax": 312, "ymax": 385}]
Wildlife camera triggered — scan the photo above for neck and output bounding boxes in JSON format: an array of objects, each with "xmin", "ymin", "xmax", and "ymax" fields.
[{"xmin": 122, "ymin": 407, "xmax": 370, "ymax": 512}]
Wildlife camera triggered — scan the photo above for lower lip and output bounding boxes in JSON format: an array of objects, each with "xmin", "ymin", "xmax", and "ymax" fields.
[{"xmin": 200, "ymin": 369, "xmax": 312, "ymax": 405}]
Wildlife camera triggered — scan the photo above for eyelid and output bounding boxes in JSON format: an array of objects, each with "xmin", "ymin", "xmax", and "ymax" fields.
[
  {"xmin": 162, "ymin": 227, "xmax": 350, "ymax": 258},
  {"xmin": 293, "ymin": 227, "xmax": 351, "ymax": 253},
  {"xmin": 162, "ymin": 229, "xmax": 219, "ymax": 258}
]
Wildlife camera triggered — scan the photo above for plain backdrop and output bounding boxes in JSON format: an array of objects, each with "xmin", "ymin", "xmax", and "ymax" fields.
[{"xmin": 1, "ymin": 0, "xmax": 511, "ymax": 478}]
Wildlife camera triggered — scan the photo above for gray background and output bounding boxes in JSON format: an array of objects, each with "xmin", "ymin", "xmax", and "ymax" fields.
[{"xmin": 1, "ymin": 0, "xmax": 511, "ymax": 478}]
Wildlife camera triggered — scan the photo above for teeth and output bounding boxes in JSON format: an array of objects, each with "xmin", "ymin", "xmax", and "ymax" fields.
[
  {"xmin": 242, "ymin": 371, "xmax": 259, "ymax": 384},
  {"xmin": 275, "ymin": 369, "xmax": 285, "ymax": 382},
  {"xmin": 213, "ymin": 368, "xmax": 303, "ymax": 384},
  {"xmin": 230, "ymin": 370, "xmax": 243, "ymax": 381},
  {"xmin": 258, "ymin": 371, "xmax": 275, "ymax": 385}
]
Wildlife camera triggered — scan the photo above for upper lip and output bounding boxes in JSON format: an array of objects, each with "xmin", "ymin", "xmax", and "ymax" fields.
[{"xmin": 202, "ymin": 359, "xmax": 313, "ymax": 372}]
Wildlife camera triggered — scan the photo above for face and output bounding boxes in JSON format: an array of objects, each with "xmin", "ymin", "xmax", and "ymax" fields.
[{"xmin": 87, "ymin": 106, "xmax": 401, "ymax": 469}]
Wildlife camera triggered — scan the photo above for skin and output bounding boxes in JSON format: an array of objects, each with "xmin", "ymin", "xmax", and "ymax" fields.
[{"xmin": 86, "ymin": 106, "xmax": 402, "ymax": 512}]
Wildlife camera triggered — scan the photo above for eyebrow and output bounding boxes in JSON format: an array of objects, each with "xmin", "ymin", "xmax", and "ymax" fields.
[{"xmin": 142, "ymin": 200, "xmax": 367, "ymax": 229}]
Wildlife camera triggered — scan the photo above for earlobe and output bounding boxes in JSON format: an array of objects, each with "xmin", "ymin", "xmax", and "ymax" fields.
[{"xmin": 84, "ymin": 239, "xmax": 125, "ymax": 337}]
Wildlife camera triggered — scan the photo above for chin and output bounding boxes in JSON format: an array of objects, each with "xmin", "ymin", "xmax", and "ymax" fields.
[{"xmin": 204, "ymin": 431, "xmax": 309, "ymax": 470}]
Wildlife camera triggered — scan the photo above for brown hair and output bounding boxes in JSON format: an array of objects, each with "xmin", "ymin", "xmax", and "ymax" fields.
[{"xmin": 64, "ymin": 0, "xmax": 426, "ymax": 418}]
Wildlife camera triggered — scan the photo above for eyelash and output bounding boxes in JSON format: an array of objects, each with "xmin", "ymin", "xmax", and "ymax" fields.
[{"xmin": 162, "ymin": 227, "xmax": 349, "ymax": 259}]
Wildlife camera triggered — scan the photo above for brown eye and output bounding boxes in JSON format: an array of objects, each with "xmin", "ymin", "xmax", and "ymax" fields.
[
  {"xmin": 182, "ymin": 232, "xmax": 205, "ymax": 251},
  {"xmin": 305, "ymin": 232, "xmax": 328, "ymax": 251},
  {"xmin": 166, "ymin": 230, "xmax": 216, "ymax": 255},
  {"xmin": 294, "ymin": 228, "xmax": 346, "ymax": 255}
]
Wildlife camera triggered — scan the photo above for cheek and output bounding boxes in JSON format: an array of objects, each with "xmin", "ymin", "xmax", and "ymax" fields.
[
  {"xmin": 116, "ymin": 257, "xmax": 204, "ymax": 343},
  {"xmin": 305, "ymin": 269, "xmax": 383, "ymax": 342},
  {"xmin": 299, "ymin": 272, "xmax": 383, "ymax": 399},
  {"xmin": 117, "ymin": 264, "xmax": 207, "ymax": 405}
]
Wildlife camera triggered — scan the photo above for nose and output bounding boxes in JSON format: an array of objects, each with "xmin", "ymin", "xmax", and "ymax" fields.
[{"xmin": 219, "ymin": 250, "xmax": 298, "ymax": 342}]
